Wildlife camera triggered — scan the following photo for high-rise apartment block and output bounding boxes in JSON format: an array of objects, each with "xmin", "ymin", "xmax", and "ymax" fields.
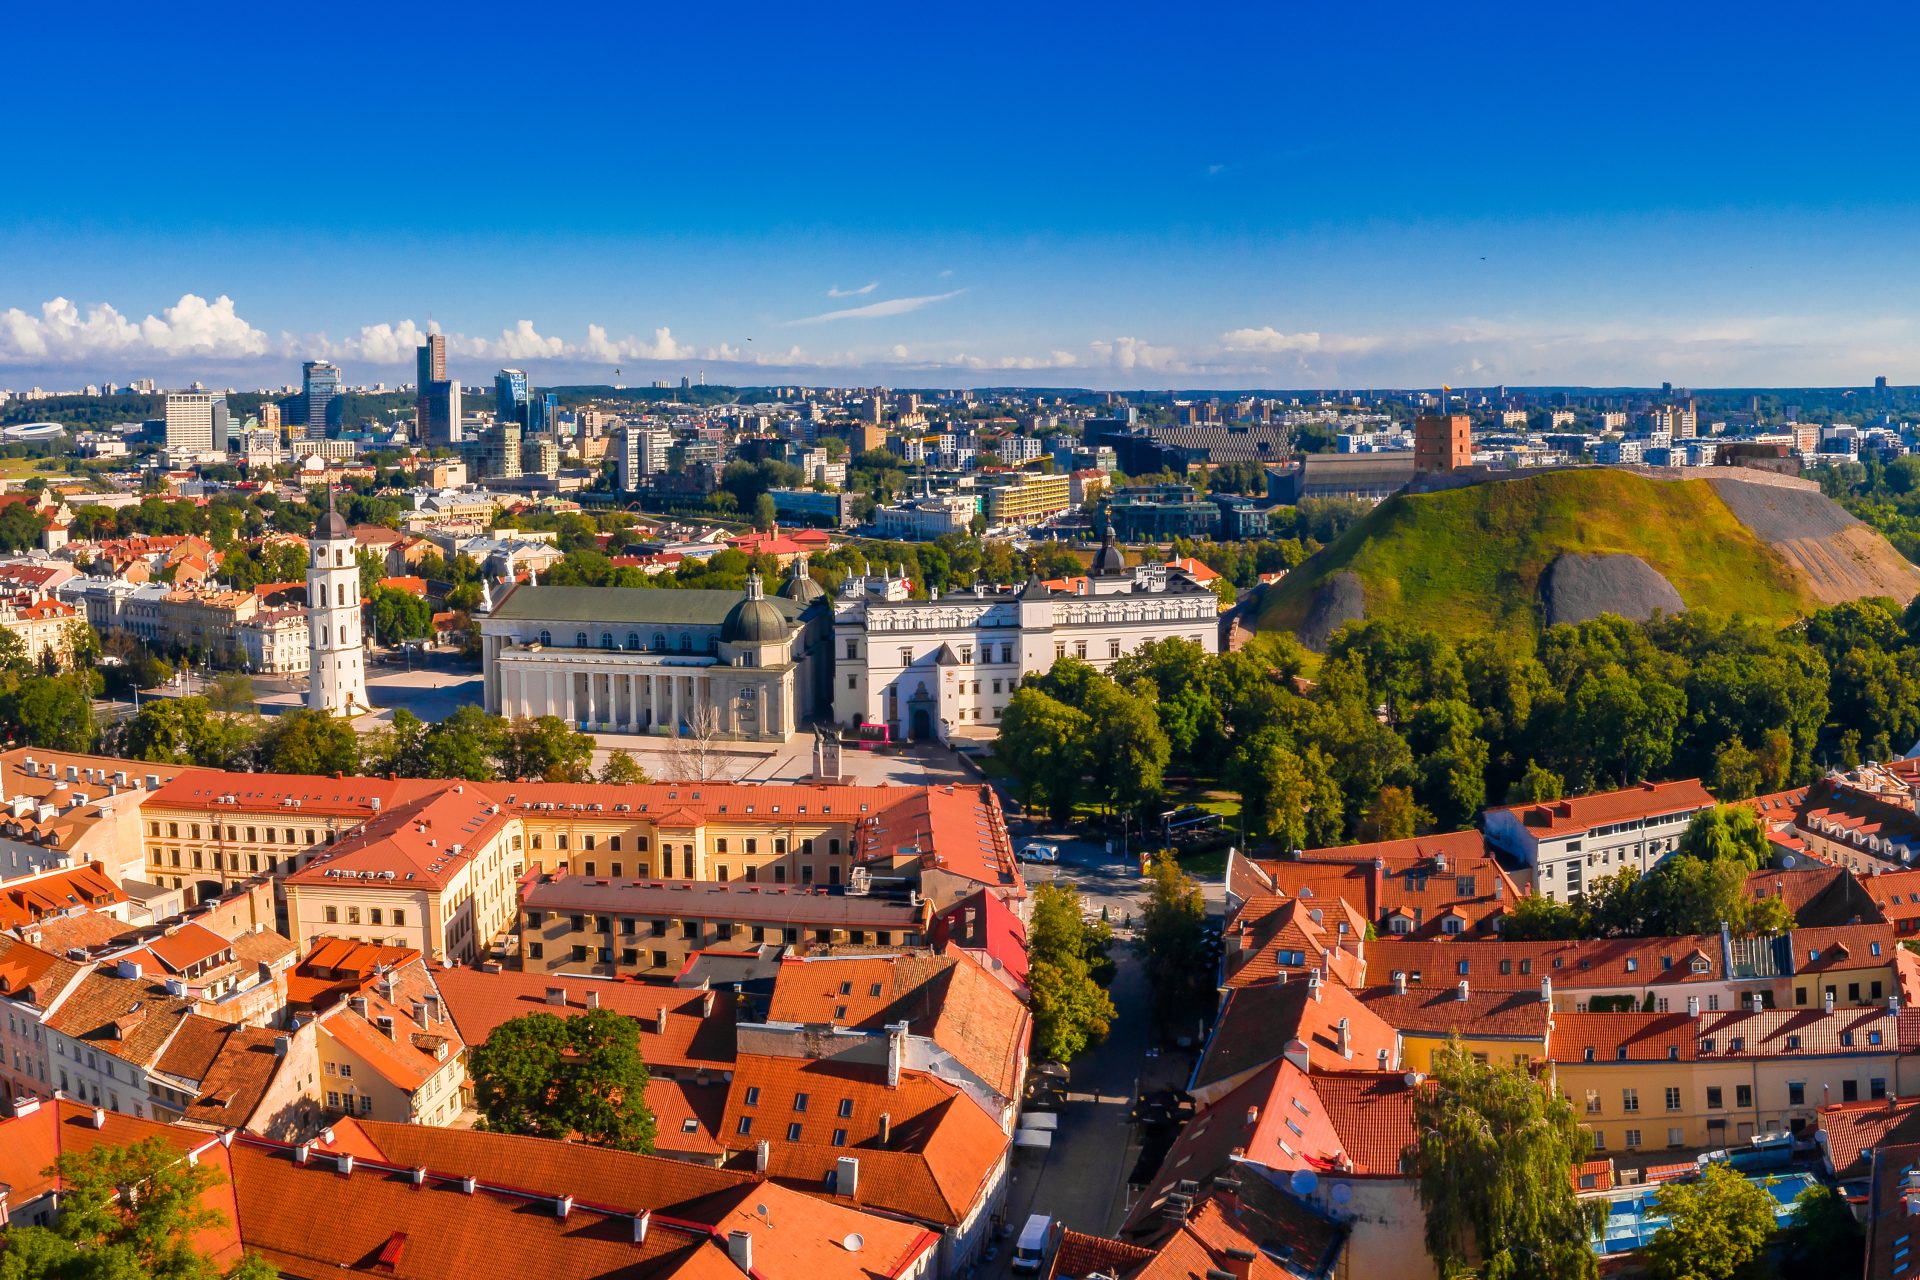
[
  {"xmin": 616, "ymin": 423, "xmax": 672, "ymax": 492},
  {"xmin": 163, "ymin": 391, "xmax": 230, "ymax": 453},
  {"xmin": 1413, "ymin": 413, "xmax": 1472, "ymax": 474},
  {"xmin": 422, "ymin": 379, "xmax": 463, "ymax": 448}
]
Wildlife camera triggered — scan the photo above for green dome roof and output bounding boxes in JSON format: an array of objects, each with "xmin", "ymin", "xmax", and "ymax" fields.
[{"xmin": 721, "ymin": 573, "xmax": 791, "ymax": 644}]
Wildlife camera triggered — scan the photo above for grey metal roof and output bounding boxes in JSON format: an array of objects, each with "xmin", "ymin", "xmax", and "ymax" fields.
[{"xmin": 491, "ymin": 584, "xmax": 802, "ymax": 627}]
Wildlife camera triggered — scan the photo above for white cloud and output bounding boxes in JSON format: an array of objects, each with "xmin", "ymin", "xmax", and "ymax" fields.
[
  {"xmin": 332, "ymin": 319, "xmax": 432, "ymax": 363},
  {"xmin": 827, "ymin": 282, "xmax": 878, "ymax": 298},
  {"xmin": 1088, "ymin": 336, "xmax": 1181, "ymax": 372},
  {"xmin": 0, "ymin": 294, "xmax": 268, "ymax": 364},
  {"xmin": 787, "ymin": 289, "xmax": 966, "ymax": 325},
  {"xmin": 580, "ymin": 324, "xmax": 686, "ymax": 362}
]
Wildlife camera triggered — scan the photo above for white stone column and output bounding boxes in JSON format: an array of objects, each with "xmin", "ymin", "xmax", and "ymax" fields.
[
  {"xmin": 668, "ymin": 675, "xmax": 680, "ymax": 734},
  {"xmin": 649, "ymin": 673, "xmax": 661, "ymax": 730}
]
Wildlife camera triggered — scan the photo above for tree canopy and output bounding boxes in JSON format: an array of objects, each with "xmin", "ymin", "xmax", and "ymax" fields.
[
  {"xmin": 1025, "ymin": 883, "xmax": 1116, "ymax": 1062},
  {"xmin": 468, "ymin": 1007, "xmax": 657, "ymax": 1151},
  {"xmin": 0, "ymin": 1136, "xmax": 277, "ymax": 1280},
  {"xmin": 1413, "ymin": 1040, "xmax": 1602, "ymax": 1280},
  {"xmin": 1642, "ymin": 1162, "xmax": 1775, "ymax": 1280}
]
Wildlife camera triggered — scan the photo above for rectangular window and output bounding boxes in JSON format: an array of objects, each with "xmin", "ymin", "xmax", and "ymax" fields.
[
  {"xmin": 1624, "ymin": 1129, "xmax": 1641, "ymax": 1149},
  {"xmin": 1706, "ymin": 1087, "xmax": 1723, "ymax": 1109},
  {"xmin": 1621, "ymin": 1089, "xmax": 1639, "ymax": 1112},
  {"xmin": 737, "ymin": 1117, "xmax": 752, "ymax": 1135},
  {"xmin": 1788, "ymin": 1082, "xmax": 1805, "ymax": 1106},
  {"xmin": 786, "ymin": 1122, "xmax": 803, "ymax": 1141},
  {"xmin": 1665, "ymin": 1087, "xmax": 1681, "ymax": 1111}
]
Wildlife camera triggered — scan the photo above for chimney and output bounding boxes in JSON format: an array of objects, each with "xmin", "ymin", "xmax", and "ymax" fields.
[
  {"xmin": 656, "ymin": 1006, "xmax": 668, "ymax": 1034},
  {"xmin": 755, "ymin": 1140, "xmax": 770, "ymax": 1173},
  {"xmin": 877, "ymin": 1112, "xmax": 892, "ymax": 1147},
  {"xmin": 461, "ymin": 1176, "xmax": 478, "ymax": 1195},
  {"xmin": 1456, "ymin": 979, "xmax": 1470, "ymax": 1001},
  {"xmin": 1687, "ymin": 995, "xmax": 1700, "ymax": 1018},
  {"xmin": 556, "ymin": 1195, "xmax": 574, "ymax": 1219},
  {"xmin": 1435, "ymin": 851, "xmax": 1449, "ymax": 874},
  {"xmin": 115, "ymin": 958, "xmax": 142, "ymax": 981},
  {"xmin": 1541, "ymin": 976, "xmax": 1553, "ymax": 1004},
  {"xmin": 1245, "ymin": 1105, "xmax": 1260, "ymax": 1127},
  {"xmin": 727, "ymin": 1232, "xmax": 753, "ymax": 1275},
  {"xmin": 1307, "ymin": 971, "xmax": 1322, "ymax": 1003},
  {"xmin": 1282, "ymin": 1037, "xmax": 1310, "ymax": 1073},
  {"xmin": 376, "ymin": 1015, "xmax": 396, "ymax": 1040},
  {"xmin": 835, "ymin": 1155, "xmax": 860, "ymax": 1199},
  {"xmin": 1750, "ymin": 992, "xmax": 1765, "ymax": 1012},
  {"xmin": 90, "ymin": 1107, "xmax": 106, "ymax": 1129},
  {"xmin": 1376, "ymin": 1047, "xmax": 1390, "ymax": 1069},
  {"xmin": 410, "ymin": 1167, "xmax": 427, "ymax": 1188},
  {"xmin": 1335, "ymin": 1017, "xmax": 1351, "ymax": 1059},
  {"xmin": 1223, "ymin": 1248, "xmax": 1257, "ymax": 1280},
  {"xmin": 338, "ymin": 1154, "xmax": 355, "ymax": 1177},
  {"xmin": 349, "ymin": 995, "xmax": 368, "ymax": 1018},
  {"xmin": 295, "ymin": 1144, "xmax": 311, "ymax": 1165},
  {"xmin": 411, "ymin": 1001, "xmax": 427, "ymax": 1026},
  {"xmin": 1824, "ymin": 990, "xmax": 1835, "ymax": 1014},
  {"xmin": 886, "ymin": 1020, "xmax": 908, "ymax": 1086},
  {"xmin": 272, "ymin": 1034, "xmax": 290, "ymax": 1057},
  {"xmin": 633, "ymin": 1212, "xmax": 651, "ymax": 1245},
  {"xmin": 1393, "ymin": 971, "xmax": 1407, "ymax": 996},
  {"xmin": 1894, "ymin": 993, "xmax": 1904, "ymax": 1015}
]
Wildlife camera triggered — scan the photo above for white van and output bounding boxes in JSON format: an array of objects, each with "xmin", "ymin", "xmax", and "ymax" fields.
[{"xmin": 1012, "ymin": 1214, "xmax": 1054, "ymax": 1273}]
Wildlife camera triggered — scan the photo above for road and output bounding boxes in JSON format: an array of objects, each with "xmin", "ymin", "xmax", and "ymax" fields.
[{"xmin": 982, "ymin": 824, "xmax": 1206, "ymax": 1274}]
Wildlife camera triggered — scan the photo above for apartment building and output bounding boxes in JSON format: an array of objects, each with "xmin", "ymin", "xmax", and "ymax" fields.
[
  {"xmin": 310, "ymin": 948, "xmax": 466, "ymax": 1126},
  {"xmin": 518, "ymin": 876, "xmax": 927, "ymax": 978},
  {"xmin": 983, "ymin": 473, "xmax": 1072, "ymax": 525},
  {"xmin": 1483, "ymin": 779, "xmax": 1716, "ymax": 901}
]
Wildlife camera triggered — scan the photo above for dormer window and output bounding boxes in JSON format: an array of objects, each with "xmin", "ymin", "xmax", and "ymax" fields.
[
  {"xmin": 1616, "ymin": 1048, "xmax": 1628, "ymax": 1061},
  {"xmin": 1626, "ymin": 958, "xmax": 1638, "ymax": 972},
  {"xmin": 1583, "ymin": 1048, "xmax": 1595, "ymax": 1062}
]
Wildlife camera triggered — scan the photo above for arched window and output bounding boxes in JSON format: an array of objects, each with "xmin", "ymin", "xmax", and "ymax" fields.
[
  {"xmin": 601, "ymin": 633, "xmax": 614, "ymax": 650},
  {"xmin": 575, "ymin": 632, "xmax": 589, "ymax": 648},
  {"xmin": 653, "ymin": 633, "xmax": 666, "ymax": 651},
  {"xmin": 316, "ymin": 584, "xmax": 326, "ymax": 607},
  {"xmin": 679, "ymin": 634, "xmax": 692, "ymax": 651},
  {"xmin": 335, "ymin": 550, "xmax": 346, "ymax": 566},
  {"xmin": 626, "ymin": 632, "xmax": 640, "ymax": 650},
  {"xmin": 707, "ymin": 635, "xmax": 718, "ymax": 653},
  {"xmin": 538, "ymin": 630, "xmax": 552, "ymax": 646}
]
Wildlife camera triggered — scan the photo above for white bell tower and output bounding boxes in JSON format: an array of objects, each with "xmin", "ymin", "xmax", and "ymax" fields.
[{"xmin": 307, "ymin": 486, "xmax": 368, "ymax": 717}]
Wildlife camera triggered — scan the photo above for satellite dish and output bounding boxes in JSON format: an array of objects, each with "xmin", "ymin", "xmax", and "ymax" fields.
[
  {"xmin": 1290, "ymin": 1169, "xmax": 1319, "ymax": 1196},
  {"xmin": 1781, "ymin": 855, "xmax": 1796, "ymax": 869},
  {"xmin": 843, "ymin": 1234, "xmax": 864, "ymax": 1253},
  {"xmin": 1330, "ymin": 1183, "xmax": 1353, "ymax": 1205}
]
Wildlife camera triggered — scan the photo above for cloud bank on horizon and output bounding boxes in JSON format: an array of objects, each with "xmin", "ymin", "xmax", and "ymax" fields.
[{"xmin": 0, "ymin": 292, "xmax": 1913, "ymax": 391}]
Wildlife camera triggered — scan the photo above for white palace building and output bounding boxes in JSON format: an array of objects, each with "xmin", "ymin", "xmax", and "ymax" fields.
[{"xmin": 831, "ymin": 535, "xmax": 1221, "ymax": 743}]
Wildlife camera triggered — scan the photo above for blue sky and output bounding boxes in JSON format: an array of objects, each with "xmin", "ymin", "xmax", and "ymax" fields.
[{"xmin": 7, "ymin": 2, "xmax": 1920, "ymax": 390}]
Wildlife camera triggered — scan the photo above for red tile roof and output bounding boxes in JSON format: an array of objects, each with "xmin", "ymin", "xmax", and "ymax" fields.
[
  {"xmin": 430, "ymin": 967, "xmax": 735, "ymax": 1074},
  {"xmin": 1487, "ymin": 779, "xmax": 1715, "ymax": 837},
  {"xmin": 288, "ymin": 783, "xmax": 511, "ymax": 891},
  {"xmin": 1193, "ymin": 979, "xmax": 1398, "ymax": 1093},
  {"xmin": 1356, "ymin": 985, "xmax": 1552, "ymax": 1041},
  {"xmin": 1696, "ymin": 1006, "xmax": 1898, "ymax": 1058},
  {"xmin": 0, "ymin": 863, "xmax": 126, "ymax": 929},
  {"xmin": 1364, "ymin": 934, "xmax": 1728, "ymax": 990},
  {"xmin": 764, "ymin": 952, "xmax": 1030, "ymax": 1100},
  {"xmin": 1547, "ymin": 1012, "xmax": 1699, "ymax": 1063},
  {"xmin": 1817, "ymin": 1095, "xmax": 1920, "ymax": 1179}
]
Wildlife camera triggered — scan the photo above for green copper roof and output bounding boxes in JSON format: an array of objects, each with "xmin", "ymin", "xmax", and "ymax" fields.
[{"xmin": 491, "ymin": 584, "xmax": 802, "ymax": 628}]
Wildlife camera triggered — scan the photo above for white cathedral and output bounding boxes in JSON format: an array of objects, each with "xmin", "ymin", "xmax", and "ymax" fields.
[{"xmin": 307, "ymin": 488, "xmax": 369, "ymax": 716}]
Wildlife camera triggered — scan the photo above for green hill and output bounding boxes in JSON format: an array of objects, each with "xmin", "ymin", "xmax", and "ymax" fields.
[{"xmin": 1257, "ymin": 469, "xmax": 1825, "ymax": 643}]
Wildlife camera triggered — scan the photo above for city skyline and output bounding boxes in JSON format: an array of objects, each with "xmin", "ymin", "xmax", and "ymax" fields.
[{"xmin": 10, "ymin": 5, "xmax": 1920, "ymax": 389}]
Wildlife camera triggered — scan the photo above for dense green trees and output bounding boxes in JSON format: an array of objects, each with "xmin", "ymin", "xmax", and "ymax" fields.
[
  {"xmin": 1642, "ymin": 1162, "xmax": 1775, "ymax": 1280},
  {"xmin": 1413, "ymin": 1041, "xmax": 1602, "ymax": 1280},
  {"xmin": 364, "ymin": 708, "xmax": 595, "ymax": 782},
  {"xmin": 0, "ymin": 1136, "xmax": 277, "ymax": 1280},
  {"xmin": 468, "ymin": 1008, "xmax": 656, "ymax": 1151},
  {"xmin": 1140, "ymin": 852, "xmax": 1213, "ymax": 1034},
  {"xmin": 1026, "ymin": 883, "xmax": 1117, "ymax": 1062},
  {"xmin": 996, "ymin": 658, "xmax": 1170, "ymax": 821}
]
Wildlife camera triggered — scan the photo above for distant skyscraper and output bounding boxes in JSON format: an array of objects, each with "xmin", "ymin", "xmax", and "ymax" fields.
[
  {"xmin": 1877, "ymin": 376, "xmax": 1890, "ymax": 391},
  {"xmin": 163, "ymin": 391, "xmax": 230, "ymax": 453},
  {"xmin": 423, "ymin": 379, "xmax": 463, "ymax": 448},
  {"xmin": 416, "ymin": 335, "xmax": 447, "ymax": 441},
  {"xmin": 302, "ymin": 361, "xmax": 344, "ymax": 433},
  {"xmin": 495, "ymin": 368, "xmax": 529, "ymax": 424}
]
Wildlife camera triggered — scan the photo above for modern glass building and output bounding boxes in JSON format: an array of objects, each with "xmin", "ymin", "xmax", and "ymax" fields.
[
  {"xmin": 495, "ymin": 368, "xmax": 529, "ymax": 424},
  {"xmin": 302, "ymin": 361, "xmax": 344, "ymax": 432}
]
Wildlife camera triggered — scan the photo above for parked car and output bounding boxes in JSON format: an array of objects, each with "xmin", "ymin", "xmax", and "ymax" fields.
[{"xmin": 1019, "ymin": 842, "xmax": 1060, "ymax": 864}]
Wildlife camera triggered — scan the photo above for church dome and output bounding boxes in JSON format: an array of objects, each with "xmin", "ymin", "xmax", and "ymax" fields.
[
  {"xmin": 779, "ymin": 555, "xmax": 825, "ymax": 605},
  {"xmin": 313, "ymin": 486, "xmax": 351, "ymax": 541},
  {"xmin": 1092, "ymin": 533, "xmax": 1127, "ymax": 576},
  {"xmin": 722, "ymin": 573, "xmax": 790, "ymax": 644}
]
